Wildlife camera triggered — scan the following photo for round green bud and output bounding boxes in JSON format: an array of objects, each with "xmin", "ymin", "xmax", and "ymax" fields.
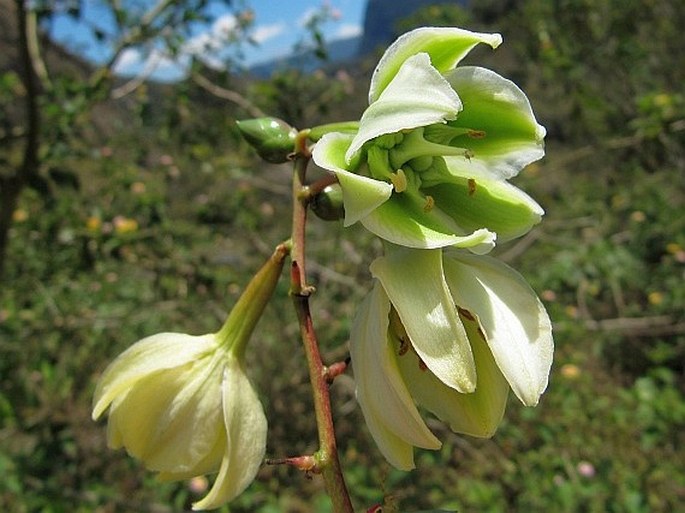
[
  {"xmin": 236, "ymin": 117, "xmax": 297, "ymax": 163},
  {"xmin": 311, "ymin": 184, "xmax": 345, "ymax": 221}
]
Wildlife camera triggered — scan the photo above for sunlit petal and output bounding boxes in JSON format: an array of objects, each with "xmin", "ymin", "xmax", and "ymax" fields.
[
  {"xmin": 347, "ymin": 53, "xmax": 462, "ymax": 162},
  {"xmin": 396, "ymin": 309, "xmax": 509, "ymax": 437},
  {"xmin": 422, "ymin": 166, "xmax": 544, "ymax": 242},
  {"xmin": 444, "ymin": 253, "xmax": 554, "ymax": 405},
  {"xmin": 192, "ymin": 358, "xmax": 267, "ymax": 510},
  {"xmin": 350, "ymin": 284, "xmax": 441, "ymax": 470},
  {"xmin": 369, "ymin": 27, "xmax": 502, "ymax": 102},
  {"xmin": 312, "ymin": 133, "xmax": 393, "ymax": 225},
  {"xmin": 92, "ymin": 332, "xmax": 216, "ymax": 420},
  {"xmin": 371, "ymin": 247, "xmax": 476, "ymax": 392},
  {"xmin": 360, "ymin": 193, "xmax": 496, "ymax": 250},
  {"xmin": 444, "ymin": 66, "xmax": 546, "ymax": 179}
]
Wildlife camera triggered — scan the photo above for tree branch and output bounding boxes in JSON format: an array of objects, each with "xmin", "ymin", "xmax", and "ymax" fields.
[{"xmin": 191, "ymin": 72, "xmax": 266, "ymax": 118}]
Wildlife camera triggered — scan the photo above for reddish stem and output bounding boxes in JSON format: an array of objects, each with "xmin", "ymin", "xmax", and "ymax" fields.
[{"xmin": 289, "ymin": 131, "xmax": 354, "ymax": 513}]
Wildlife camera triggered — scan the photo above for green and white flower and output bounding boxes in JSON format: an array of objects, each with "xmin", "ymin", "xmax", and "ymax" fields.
[
  {"xmin": 93, "ymin": 247, "xmax": 287, "ymax": 510},
  {"xmin": 312, "ymin": 27, "xmax": 546, "ymax": 250},
  {"xmin": 350, "ymin": 246, "xmax": 553, "ymax": 470}
]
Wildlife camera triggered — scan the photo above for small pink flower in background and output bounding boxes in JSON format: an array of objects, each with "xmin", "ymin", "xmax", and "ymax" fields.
[
  {"xmin": 159, "ymin": 154, "xmax": 174, "ymax": 166},
  {"xmin": 577, "ymin": 461, "xmax": 596, "ymax": 478}
]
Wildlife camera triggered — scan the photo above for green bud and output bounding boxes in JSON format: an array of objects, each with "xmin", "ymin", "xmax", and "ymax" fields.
[
  {"xmin": 237, "ymin": 117, "xmax": 297, "ymax": 163},
  {"xmin": 311, "ymin": 184, "xmax": 345, "ymax": 221}
]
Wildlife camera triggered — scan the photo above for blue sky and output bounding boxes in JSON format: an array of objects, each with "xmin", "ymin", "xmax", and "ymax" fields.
[{"xmin": 47, "ymin": 0, "xmax": 367, "ymax": 81}]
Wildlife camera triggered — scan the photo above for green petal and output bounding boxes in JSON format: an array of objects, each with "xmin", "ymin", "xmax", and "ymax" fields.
[
  {"xmin": 369, "ymin": 27, "xmax": 502, "ymax": 103},
  {"xmin": 422, "ymin": 167, "xmax": 544, "ymax": 242},
  {"xmin": 346, "ymin": 53, "xmax": 462, "ymax": 163},
  {"xmin": 396, "ymin": 309, "xmax": 509, "ymax": 437},
  {"xmin": 350, "ymin": 283, "xmax": 441, "ymax": 470},
  {"xmin": 371, "ymin": 247, "xmax": 476, "ymax": 393},
  {"xmin": 193, "ymin": 358, "xmax": 267, "ymax": 509},
  {"xmin": 360, "ymin": 191, "xmax": 497, "ymax": 251},
  {"xmin": 312, "ymin": 133, "xmax": 393, "ymax": 226},
  {"xmin": 443, "ymin": 254, "xmax": 554, "ymax": 406},
  {"xmin": 444, "ymin": 66, "xmax": 546, "ymax": 179},
  {"xmin": 92, "ymin": 332, "xmax": 216, "ymax": 420}
]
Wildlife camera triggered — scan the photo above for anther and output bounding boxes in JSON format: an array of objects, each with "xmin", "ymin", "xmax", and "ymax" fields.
[
  {"xmin": 457, "ymin": 306, "xmax": 476, "ymax": 321},
  {"xmin": 423, "ymin": 195, "xmax": 435, "ymax": 212},
  {"xmin": 468, "ymin": 178, "xmax": 477, "ymax": 196},
  {"xmin": 390, "ymin": 169, "xmax": 407, "ymax": 192}
]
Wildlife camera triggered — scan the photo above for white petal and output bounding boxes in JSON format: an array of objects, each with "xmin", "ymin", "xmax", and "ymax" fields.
[
  {"xmin": 312, "ymin": 133, "xmax": 393, "ymax": 226},
  {"xmin": 359, "ymin": 194, "xmax": 497, "ymax": 250},
  {"xmin": 444, "ymin": 66, "xmax": 546, "ymax": 180},
  {"xmin": 106, "ymin": 352, "xmax": 225, "ymax": 474},
  {"xmin": 193, "ymin": 357, "xmax": 267, "ymax": 510},
  {"xmin": 422, "ymin": 165, "xmax": 544, "ymax": 243},
  {"xmin": 369, "ymin": 27, "xmax": 502, "ymax": 103},
  {"xmin": 371, "ymin": 247, "xmax": 476, "ymax": 392},
  {"xmin": 92, "ymin": 332, "xmax": 216, "ymax": 420},
  {"xmin": 346, "ymin": 53, "xmax": 462, "ymax": 163},
  {"xmin": 396, "ymin": 309, "xmax": 509, "ymax": 437},
  {"xmin": 350, "ymin": 284, "xmax": 440, "ymax": 470},
  {"xmin": 443, "ymin": 254, "xmax": 554, "ymax": 405}
]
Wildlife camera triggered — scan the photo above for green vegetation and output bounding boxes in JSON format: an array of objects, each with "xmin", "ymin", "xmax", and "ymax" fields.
[{"xmin": 1, "ymin": 1, "xmax": 684, "ymax": 511}]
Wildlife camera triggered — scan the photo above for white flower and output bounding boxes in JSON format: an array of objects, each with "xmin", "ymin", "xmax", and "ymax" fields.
[
  {"xmin": 350, "ymin": 247, "xmax": 553, "ymax": 470},
  {"xmin": 312, "ymin": 27, "xmax": 545, "ymax": 250},
  {"xmin": 93, "ymin": 245, "xmax": 287, "ymax": 510},
  {"xmin": 92, "ymin": 333, "xmax": 267, "ymax": 510}
]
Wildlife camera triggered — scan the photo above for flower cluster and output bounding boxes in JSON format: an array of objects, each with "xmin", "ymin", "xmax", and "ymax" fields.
[
  {"xmin": 312, "ymin": 27, "xmax": 546, "ymax": 251},
  {"xmin": 313, "ymin": 27, "xmax": 554, "ymax": 467}
]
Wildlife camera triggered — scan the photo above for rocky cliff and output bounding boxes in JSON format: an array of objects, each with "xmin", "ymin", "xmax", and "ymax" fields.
[{"xmin": 358, "ymin": 0, "xmax": 469, "ymax": 55}]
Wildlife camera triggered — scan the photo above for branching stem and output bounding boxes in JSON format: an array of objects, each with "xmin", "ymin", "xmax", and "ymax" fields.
[{"xmin": 289, "ymin": 131, "xmax": 354, "ymax": 513}]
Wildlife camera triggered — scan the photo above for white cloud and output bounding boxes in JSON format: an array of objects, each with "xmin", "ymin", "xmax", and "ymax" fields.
[
  {"xmin": 111, "ymin": 46, "xmax": 187, "ymax": 82},
  {"xmin": 213, "ymin": 13, "xmax": 239, "ymax": 37},
  {"xmin": 149, "ymin": 49, "xmax": 190, "ymax": 80},
  {"xmin": 112, "ymin": 48, "xmax": 143, "ymax": 74},
  {"xmin": 252, "ymin": 22, "xmax": 286, "ymax": 44},
  {"xmin": 333, "ymin": 23, "xmax": 362, "ymax": 40},
  {"xmin": 298, "ymin": 7, "xmax": 318, "ymax": 28}
]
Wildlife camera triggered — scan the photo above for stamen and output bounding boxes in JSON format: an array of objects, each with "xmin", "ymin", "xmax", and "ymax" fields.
[
  {"xmin": 423, "ymin": 195, "xmax": 435, "ymax": 212},
  {"xmin": 468, "ymin": 129, "xmax": 486, "ymax": 139},
  {"xmin": 457, "ymin": 306, "xmax": 476, "ymax": 321},
  {"xmin": 390, "ymin": 169, "xmax": 407, "ymax": 192},
  {"xmin": 418, "ymin": 358, "xmax": 428, "ymax": 371},
  {"xmin": 468, "ymin": 178, "xmax": 477, "ymax": 197},
  {"xmin": 389, "ymin": 307, "xmax": 410, "ymax": 357}
]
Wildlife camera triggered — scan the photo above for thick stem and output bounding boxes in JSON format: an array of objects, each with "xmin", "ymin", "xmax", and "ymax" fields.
[
  {"xmin": 289, "ymin": 132, "xmax": 354, "ymax": 513},
  {"xmin": 1, "ymin": 1, "xmax": 42, "ymax": 280}
]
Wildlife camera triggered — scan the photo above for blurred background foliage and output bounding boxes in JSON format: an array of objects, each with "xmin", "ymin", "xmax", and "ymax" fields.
[{"xmin": 1, "ymin": 0, "xmax": 684, "ymax": 511}]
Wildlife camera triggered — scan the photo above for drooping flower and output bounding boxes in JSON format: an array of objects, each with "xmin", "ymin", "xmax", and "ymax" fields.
[
  {"xmin": 92, "ymin": 245, "xmax": 287, "ymax": 510},
  {"xmin": 312, "ymin": 27, "xmax": 546, "ymax": 250},
  {"xmin": 349, "ymin": 246, "xmax": 553, "ymax": 470}
]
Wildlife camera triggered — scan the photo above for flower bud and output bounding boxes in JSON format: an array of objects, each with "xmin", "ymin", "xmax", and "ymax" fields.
[
  {"xmin": 237, "ymin": 117, "xmax": 297, "ymax": 163},
  {"xmin": 311, "ymin": 184, "xmax": 345, "ymax": 221}
]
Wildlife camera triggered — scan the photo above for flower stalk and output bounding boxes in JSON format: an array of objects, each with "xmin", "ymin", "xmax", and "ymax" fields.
[{"xmin": 289, "ymin": 132, "xmax": 354, "ymax": 513}]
